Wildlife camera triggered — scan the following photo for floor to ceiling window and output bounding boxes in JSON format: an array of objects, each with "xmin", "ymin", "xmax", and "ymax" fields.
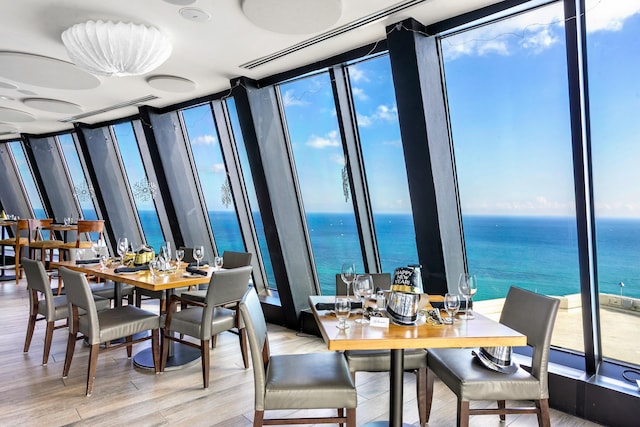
[
  {"xmin": 226, "ymin": 98, "xmax": 275, "ymax": 288},
  {"xmin": 586, "ymin": 0, "xmax": 640, "ymax": 366},
  {"xmin": 279, "ymin": 71, "xmax": 364, "ymax": 294},
  {"xmin": 7, "ymin": 141, "xmax": 45, "ymax": 218},
  {"xmin": 111, "ymin": 122, "xmax": 164, "ymax": 251},
  {"xmin": 181, "ymin": 104, "xmax": 245, "ymax": 255},
  {"xmin": 58, "ymin": 133, "xmax": 97, "ymax": 220},
  {"xmin": 347, "ymin": 54, "xmax": 419, "ymax": 274},
  {"xmin": 441, "ymin": 2, "xmax": 584, "ymax": 352}
]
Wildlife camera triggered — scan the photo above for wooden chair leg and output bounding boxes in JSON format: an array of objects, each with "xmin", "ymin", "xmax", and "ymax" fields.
[
  {"xmin": 42, "ymin": 320, "xmax": 55, "ymax": 365},
  {"xmin": 416, "ymin": 367, "xmax": 427, "ymax": 427},
  {"xmin": 151, "ymin": 328, "xmax": 160, "ymax": 374},
  {"xmin": 346, "ymin": 408, "xmax": 356, "ymax": 427},
  {"xmin": 458, "ymin": 400, "xmax": 470, "ymax": 427},
  {"xmin": 239, "ymin": 328, "xmax": 249, "ymax": 368},
  {"xmin": 23, "ymin": 313, "xmax": 37, "ymax": 353},
  {"xmin": 86, "ymin": 343, "xmax": 99, "ymax": 396},
  {"xmin": 425, "ymin": 367, "xmax": 435, "ymax": 422},
  {"xmin": 537, "ymin": 399, "xmax": 551, "ymax": 427},
  {"xmin": 62, "ymin": 332, "xmax": 77, "ymax": 377},
  {"xmin": 160, "ymin": 330, "xmax": 170, "ymax": 372},
  {"xmin": 201, "ymin": 339, "xmax": 210, "ymax": 388},
  {"xmin": 126, "ymin": 335, "xmax": 133, "ymax": 358},
  {"xmin": 253, "ymin": 410, "xmax": 264, "ymax": 427},
  {"xmin": 211, "ymin": 334, "xmax": 218, "ymax": 348},
  {"xmin": 498, "ymin": 400, "xmax": 506, "ymax": 421}
]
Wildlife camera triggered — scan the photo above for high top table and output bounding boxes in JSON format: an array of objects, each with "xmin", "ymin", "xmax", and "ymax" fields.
[
  {"xmin": 309, "ymin": 295, "xmax": 527, "ymax": 427},
  {"xmin": 51, "ymin": 260, "xmax": 213, "ymax": 369}
]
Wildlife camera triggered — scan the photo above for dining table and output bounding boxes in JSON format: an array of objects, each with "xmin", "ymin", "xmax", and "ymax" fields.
[
  {"xmin": 51, "ymin": 259, "xmax": 214, "ymax": 370},
  {"xmin": 309, "ymin": 295, "xmax": 527, "ymax": 427}
]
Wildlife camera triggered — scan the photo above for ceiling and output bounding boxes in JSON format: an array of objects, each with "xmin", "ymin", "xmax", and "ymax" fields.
[{"xmin": 0, "ymin": 0, "xmax": 502, "ymax": 140}]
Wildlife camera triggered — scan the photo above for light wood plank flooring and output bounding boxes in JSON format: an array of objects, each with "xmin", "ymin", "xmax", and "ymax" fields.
[{"xmin": 0, "ymin": 277, "xmax": 603, "ymax": 426}]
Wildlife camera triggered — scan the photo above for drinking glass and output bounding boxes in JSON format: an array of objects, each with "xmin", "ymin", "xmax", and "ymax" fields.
[
  {"xmin": 214, "ymin": 256, "xmax": 223, "ymax": 270},
  {"xmin": 90, "ymin": 241, "xmax": 100, "ymax": 258},
  {"xmin": 163, "ymin": 242, "xmax": 172, "ymax": 261},
  {"xmin": 458, "ymin": 273, "xmax": 478, "ymax": 320},
  {"xmin": 340, "ymin": 262, "xmax": 356, "ymax": 298},
  {"xmin": 443, "ymin": 293, "xmax": 461, "ymax": 324},
  {"xmin": 99, "ymin": 254, "xmax": 109, "ymax": 271},
  {"xmin": 117, "ymin": 237, "xmax": 128, "ymax": 266},
  {"xmin": 353, "ymin": 274, "xmax": 373, "ymax": 325},
  {"xmin": 335, "ymin": 297, "xmax": 351, "ymax": 330},
  {"xmin": 193, "ymin": 246, "xmax": 204, "ymax": 268},
  {"xmin": 175, "ymin": 249, "xmax": 184, "ymax": 268}
]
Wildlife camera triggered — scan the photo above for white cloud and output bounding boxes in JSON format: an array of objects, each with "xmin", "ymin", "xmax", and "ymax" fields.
[
  {"xmin": 282, "ymin": 89, "xmax": 307, "ymax": 107},
  {"xmin": 352, "ymin": 87, "xmax": 369, "ymax": 101},
  {"xmin": 306, "ymin": 130, "xmax": 340, "ymax": 148},
  {"xmin": 210, "ymin": 163, "xmax": 226, "ymax": 174},
  {"xmin": 357, "ymin": 113, "xmax": 373, "ymax": 127},
  {"xmin": 585, "ymin": 0, "xmax": 640, "ymax": 32},
  {"xmin": 193, "ymin": 134, "xmax": 217, "ymax": 145},
  {"xmin": 383, "ymin": 139, "xmax": 403, "ymax": 148},
  {"xmin": 330, "ymin": 153, "xmax": 346, "ymax": 166},
  {"xmin": 348, "ymin": 65, "xmax": 368, "ymax": 83},
  {"xmin": 357, "ymin": 104, "xmax": 398, "ymax": 128}
]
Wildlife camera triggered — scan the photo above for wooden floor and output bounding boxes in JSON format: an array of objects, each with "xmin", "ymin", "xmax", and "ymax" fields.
[{"xmin": 0, "ymin": 276, "xmax": 603, "ymax": 427}]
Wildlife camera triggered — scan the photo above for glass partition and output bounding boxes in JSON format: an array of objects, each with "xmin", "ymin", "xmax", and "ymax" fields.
[
  {"xmin": 7, "ymin": 141, "xmax": 44, "ymax": 218},
  {"xmin": 58, "ymin": 133, "xmax": 97, "ymax": 220}
]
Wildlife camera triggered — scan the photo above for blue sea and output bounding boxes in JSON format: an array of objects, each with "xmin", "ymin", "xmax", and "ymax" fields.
[{"xmin": 72, "ymin": 209, "xmax": 640, "ymax": 300}]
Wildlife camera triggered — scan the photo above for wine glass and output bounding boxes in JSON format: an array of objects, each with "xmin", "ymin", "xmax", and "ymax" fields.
[
  {"xmin": 99, "ymin": 254, "xmax": 109, "ymax": 271},
  {"xmin": 162, "ymin": 242, "xmax": 172, "ymax": 262},
  {"xmin": 214, "ymin": 256, "xmax": 223, "ymax": 270},
  {"xmin": 443, "ymin": 293, "xmax": 461, "ymax": 324},
  {"xmin": 340, "ymin": 262, "xmax": 356, "ymax": 298},
  {"xmin": 458, "ymin": 273, "xmax": 478, "ymax": 320},
  {"xmin": 193, "ymin": 246, "xmax": 204, "ymax": 268},
  {"xmin": 117, "ymin": 237, "xmax": 128, "ymax": 266},
  {"xmin": 90, "ymin": 241, "xmax": 100, "ymax": 258},
  {"xmin": 353, "ymin": 274, "xmax": 373, "ymax": 324},
  {"xmin": 175, "ymin": 249, "xmax": 184, "ymax": 269},
  {"xmin": 335, "ymin": 296, "xmax": 351, "ymax": 330}
]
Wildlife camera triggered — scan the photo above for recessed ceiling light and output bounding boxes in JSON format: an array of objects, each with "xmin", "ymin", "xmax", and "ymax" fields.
[
  {"xmin": 162, "ymin": 0, "xmax": 196, "ymax": 5},
  {"xmin": 179, "ymin": 7, "xmax": 211, "ymax": 22}
]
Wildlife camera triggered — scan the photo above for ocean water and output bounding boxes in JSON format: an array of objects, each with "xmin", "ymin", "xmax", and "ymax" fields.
[{"xmin": 71, "ymin": 209, "xmax": 640, "ymax": 300}]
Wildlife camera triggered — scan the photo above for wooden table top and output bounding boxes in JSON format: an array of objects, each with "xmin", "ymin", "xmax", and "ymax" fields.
[
  {"xmin": 51, "ymin": 260, "xmax": 212, "ymax": 291},
  {"xmin": 309, "ymin": 295, "xmax": 526, "ymax": 351}
]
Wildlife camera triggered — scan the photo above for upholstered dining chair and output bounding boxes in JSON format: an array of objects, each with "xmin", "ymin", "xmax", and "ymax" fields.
[
  {"xmin": 335, "ymin": 273, "xmax": 429, "ymax": 426},
  {"xmin": 239, "ymin": 288, "xmax": 357, "ymax": 426},
  {"xmin": 161, "ymin": 265, "xmax": 253, "ymax": 388},
  {"xmin": 0, "ymin": 218, "xmax": 28, "ymax": 284},
  {"xmin": 27, "ymin": 219, "xmax": 62, "ymax": 268},
  {"xmin": 22, "ymin": 258, "xmax": 110, "ymax": 365},
  {"xmin": 425, "ymin": 286, "xmax": 560, "ymax": 427},
  {"xmin": 59, "ymin": 267, "xmax": 161, "ymax": 396},
  {"xmin": 180, "ymin": 250, "xmax": 252, "ymax": 305}
]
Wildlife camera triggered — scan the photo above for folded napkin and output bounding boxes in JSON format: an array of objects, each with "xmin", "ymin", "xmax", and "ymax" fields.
[
  {"xmin": 315, "ymin": 301, "xmax": 363, "ymax": 311},
  {"xmin": 76, "ymin": 259, "xmax": 100, "ymax": 265},
  {"xmin": 186, "ymin": 266, "xmax": 208, "ymax": 276},
  {"xmin": 114, "ymin": 265, "xmax": 149, "ymax": 273},
  {"xmin": 188, "ymin": 261, "xmax": 210, "ymax": 267}
]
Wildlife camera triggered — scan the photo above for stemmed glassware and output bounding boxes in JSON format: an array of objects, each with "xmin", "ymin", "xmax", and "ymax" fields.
[
  {"xmin": 457, "ymin": 273, "xmax": 478, "ymax": 320},
  {"xmin": 334, "ymin": 296, "xmax": 351, "ymax": 330},
  {"xmin": 214, "ymin": 256, "xmax": 223, "ymax": 270},
  {"xmin": 175, "ymin": 249, "xmax": 184, "ymax": 269},
  {"xmin": 443, "ymin": 293, "xmax": 461, "ymax": 324},
  {"xmin": 340, "ymin": 262, "xmax": 356, "ymax": 298},
  {"xmin": 117, "ymin": 237, "xmax": 128, "ymax": 267},
  {"xmin": 353, "ymin": 274, "xmax": 373, "ymax": 325},
  {"xmin": 193, "ymin": 246, "xmax": 205, "ymax": 268}
]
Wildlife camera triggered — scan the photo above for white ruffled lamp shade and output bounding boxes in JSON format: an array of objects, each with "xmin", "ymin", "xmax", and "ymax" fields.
[{"xmin": 61, "ymin": 20, "xmax": 172, "ymax": 77}]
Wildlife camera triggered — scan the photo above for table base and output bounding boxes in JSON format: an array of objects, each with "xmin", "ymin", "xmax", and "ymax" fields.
[
  {"xmin": 133, "ymin": 344, "xmax": 200, "ymax": 371},
  {"xmin": 362, "ymin": 422, "xmax": 414, "ymax": 427}
]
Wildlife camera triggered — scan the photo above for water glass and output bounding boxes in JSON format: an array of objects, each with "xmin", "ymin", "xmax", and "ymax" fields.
[
  {"xmin": 99, "ymin": 254, "xmax": 109, "ymax": 270},
  {"xmin": 458, "ymin": 273, "xmax": 478, "ymax": 320},
  {"xmin": 335, "ymin": 297, "xmax": 351, "ymax": 329},
  {"xmin": 214, "ymin": 256, "xmax": 223, "ymax": 270},
  {"xmin": 340, "ymin": 262, "xmax": 356, "ymax": 298},
  {"xmin": 117, "ymin": 237, "xmax": 128, "ymax": 266},
  {"xmin": 353, "ymin": 274, "xmax": 373, "ymax": 324},
  {"xmin": 175, "ymin": 249, "xmax": 185, "ymax": 268},
  {"xmin": 443, "ymin": 293, "xmax": 461, "ymax": 324},
  {"xmin": 193, "ymin": 246, "xmax": 205, "ymax": 268}
]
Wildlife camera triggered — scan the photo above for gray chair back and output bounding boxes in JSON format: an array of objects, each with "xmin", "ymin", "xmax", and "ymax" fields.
[
  {"xmin": 499, "ymin": 286, "xmax": 560, "ymax": 397},
  {"xmin": 222, "ymin": 251, "xmax": 252, "ymax": 269},
  {"xmin": 200, "ymin": 266, "xmax": 252, "ymax": 337},
  {"xmin": 239, "ymin": 288, "xmax": 269, "ymax": 410},
  {"xmin": 22, "ymin": 257, "xmax": 58, "ymax": 321},
  {"xmin": 59, "ymin": 267, "xmax": 100, "ymax": 344},
  {"xmin": 335, "ymin": 272, "xmax": 391, "ymax": 295}
]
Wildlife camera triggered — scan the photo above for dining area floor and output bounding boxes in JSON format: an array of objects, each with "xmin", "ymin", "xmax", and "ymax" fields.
[{"xmin": 0, "ymin": 277, "xmax": 602, "ymax": 427}]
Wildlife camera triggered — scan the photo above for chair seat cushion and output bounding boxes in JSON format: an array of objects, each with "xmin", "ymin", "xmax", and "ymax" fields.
[
  {"xmin": 264, "ymin": 352, "xmax": 357, "ymax": 410},
  {"xmin": 427, "ymin": 348, "xmax": 541, "ymax": 401},
  {"xmin": 0, "ymin": 237, "xmax": 28, "ymax": 246},
  {"xmin": 346, "ymin": 348, "xmax": 427, "ymax": 372},
  {"xmin": 58, "ymin": 241, "xmax": 93, "ymax": 249},
  {"xmin": 79, "ymin": 305, "xmax": 159, "ymax": 344},
  {"xmin": 29, "ymin": 240, "xmax": 63, "ymax": 248},
  {"xmin": 163, "ymin": 306, "xmax": 236, "ymax": 339}
]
